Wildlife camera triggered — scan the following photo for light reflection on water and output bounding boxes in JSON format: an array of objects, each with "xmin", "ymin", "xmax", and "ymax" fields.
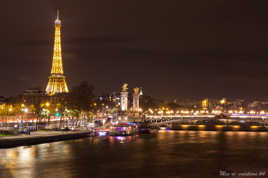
[{"xmin": 1, "ymin": 131, "xmax": 268, "ymax": 178}]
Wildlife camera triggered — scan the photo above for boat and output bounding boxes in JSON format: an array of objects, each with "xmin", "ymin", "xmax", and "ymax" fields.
[
  {"xmin": 159, "ymin": 126, "xmax": 167, "ymax": 130},
  {"xmin": 109, "ymin": 123, "xmax": 137, "ymax": 136},
  {"xmin": 95, "ymin": 129, "xmax": 110, "ymax": 136}
]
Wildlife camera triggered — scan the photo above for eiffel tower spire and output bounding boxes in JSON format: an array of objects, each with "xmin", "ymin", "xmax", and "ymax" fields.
[
  {"xmin": 57, "ymin": 9, "xmax": 59, "ymax": 20},
  {"xmin": 46, "ymin": 10, "xmax": 69, "ymax": 96}
]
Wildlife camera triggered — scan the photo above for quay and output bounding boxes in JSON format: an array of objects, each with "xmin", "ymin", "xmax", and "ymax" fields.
[{"xmin": 0, "ymin": 131, "xmax": 91, "ymax": 148}]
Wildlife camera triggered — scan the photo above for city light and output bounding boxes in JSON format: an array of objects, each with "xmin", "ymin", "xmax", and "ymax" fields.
[
  {"xmin": 250, "ymin": 126, "xmax": 259, "ymax": 130},
  {"xmin": 181, "ymin": 125, "xmax": 189, "ymax": 129},
  {"xmin": 45, "ymin": 102, "xmax": 50, "ymax": 107},
  {"xmin": 249, "ymin": 110, "xmax": 256, "ymax": 114},
  {"xmin": 198, "ymin": 125, "xmax": 206, "ymax": 129},
  {"xmin": 239, "ymin": 110, "xmax": 244, "ymax": 114},
  {"xmin": 22, "ymin": 108, "xmax": 28, "ymax": 113},
  {"xmin": 232, "ymin": 125, "xmax": 240, "ymax": 129},
  {"xmin": 216, "ymin": 125, "xmax": 224, "ymax": 129},
  {"xmin": 220, "ymin": 98, "xmax": 226, "ymax": 105}
]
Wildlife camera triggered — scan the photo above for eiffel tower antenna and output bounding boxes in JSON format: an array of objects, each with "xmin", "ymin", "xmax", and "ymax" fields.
[{"xmin": 57, "ymin": 9, "xmax": 59, "ymax": 20}]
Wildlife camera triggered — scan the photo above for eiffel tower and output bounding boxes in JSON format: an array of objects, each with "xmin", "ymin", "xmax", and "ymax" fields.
[{"xmin": 46, "ymin": 10, "xmax": 69, "ymax": 96}]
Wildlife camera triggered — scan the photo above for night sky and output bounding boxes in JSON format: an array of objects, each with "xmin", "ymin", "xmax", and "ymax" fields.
[{"xmin": 1, "ymin": 0, "xmax": 268, "ymax": 99}]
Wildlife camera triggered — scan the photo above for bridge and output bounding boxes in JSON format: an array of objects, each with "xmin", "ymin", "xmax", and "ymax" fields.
[{"xmin": 144, "ymin": 114, "xmax": 268, "ymax": 126}]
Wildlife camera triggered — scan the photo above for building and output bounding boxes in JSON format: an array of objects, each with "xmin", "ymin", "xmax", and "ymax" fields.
[
  {"xmin": 0, "ymin": 96, "xmax": 6, "ymax": 105},
  {"xmin": 46, "ymin": 10, "xmax": 69, "ymax": 96},
  {"xmin": 23, "ymin": 88, "xmax": 45, "ymax": 105}
]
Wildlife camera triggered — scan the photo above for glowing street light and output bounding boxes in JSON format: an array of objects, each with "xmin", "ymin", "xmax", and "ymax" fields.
[
  {"xmin": 249, "ymin": 110, "xmax": 256, "ymax": 115},
  {"xmin": 45, "ymin": 102, "xmax": 50, "ymax": 107},
  {"xmin": 24, "ymin": 108, "xmax": 28, "ymax": 113},
  {"xmin": 220, "ymin": 98, "xmax": 226, "ymax": 105}
]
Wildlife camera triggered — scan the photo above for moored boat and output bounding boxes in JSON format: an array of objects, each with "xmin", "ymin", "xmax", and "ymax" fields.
[{"xmin": 109, "ymin": 123, "xmax": 137, "ymax": 136}]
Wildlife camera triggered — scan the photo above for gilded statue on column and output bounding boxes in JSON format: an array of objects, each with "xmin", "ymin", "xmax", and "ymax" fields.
[
  {"xmin": 133, "ymin": 87, "xmax": 139, "ymax": 95},
  {"xmin": 122, "ymin": 83, "xmax": 128, "ymax": 92}
]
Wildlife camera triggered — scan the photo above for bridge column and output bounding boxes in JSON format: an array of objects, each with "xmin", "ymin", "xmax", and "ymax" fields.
[{"xmin": 120, "ymin": 83, "xmax": 128, "ymax": 111}]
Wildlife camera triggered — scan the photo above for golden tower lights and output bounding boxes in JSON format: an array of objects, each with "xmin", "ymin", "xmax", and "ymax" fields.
[{"xmin": 46, "ymin": 10, "xmax": 69, "ymax": 96}]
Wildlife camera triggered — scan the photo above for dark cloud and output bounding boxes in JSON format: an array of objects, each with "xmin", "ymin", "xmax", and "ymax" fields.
[{"xmin": 1, "ymin": 0, "xmax": 268, "ymax": 99}]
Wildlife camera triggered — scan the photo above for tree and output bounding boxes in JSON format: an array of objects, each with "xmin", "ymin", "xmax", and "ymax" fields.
[
  {"xmin": 66, "ymin": 81, "xmax": 95, "ymax": 119},
  {"xmin": 140, "ymin": 95, "xmax": 160, "ymax": 111}
]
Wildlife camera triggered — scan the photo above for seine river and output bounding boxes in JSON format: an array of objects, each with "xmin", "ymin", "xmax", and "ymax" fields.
[{"xmin": 1, "ymin": 131, "xmax": 268, "ymax": 178}]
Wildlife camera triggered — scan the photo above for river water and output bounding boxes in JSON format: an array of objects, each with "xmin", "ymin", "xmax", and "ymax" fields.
[{"xmin": 0, "ymin": 130, "xmax": 268, "ymax": 178}]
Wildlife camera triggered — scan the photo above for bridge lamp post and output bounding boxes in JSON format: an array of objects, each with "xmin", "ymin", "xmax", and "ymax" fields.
[
  {"xmin": 20, "ymin": 107, "xmax": 28, "ymax": 128},
  {"xmin": 6, "ymin": 107, "xmax": 13, "ymax": 129}
]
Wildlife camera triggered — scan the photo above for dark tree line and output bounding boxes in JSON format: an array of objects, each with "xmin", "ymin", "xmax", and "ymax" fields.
[{"xmin": 66, "ymin": 81, "xmax": 95, "ymax": 114}]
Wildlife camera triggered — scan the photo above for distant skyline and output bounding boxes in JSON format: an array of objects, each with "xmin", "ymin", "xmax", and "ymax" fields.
[{"xmin": 1, "ymin": 1, "xmax": 268, "ymax": 99}]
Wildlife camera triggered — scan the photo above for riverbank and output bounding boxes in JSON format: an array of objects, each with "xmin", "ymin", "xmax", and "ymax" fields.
[{"xmin": 0, "ymin": 131, "xmax": 91, "ymax": 148}]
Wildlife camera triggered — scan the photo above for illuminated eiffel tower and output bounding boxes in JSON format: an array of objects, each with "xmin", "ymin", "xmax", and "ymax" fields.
[{"xmin": 46, "ymin": 10, "xmax": 69, "ymax": 96}]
